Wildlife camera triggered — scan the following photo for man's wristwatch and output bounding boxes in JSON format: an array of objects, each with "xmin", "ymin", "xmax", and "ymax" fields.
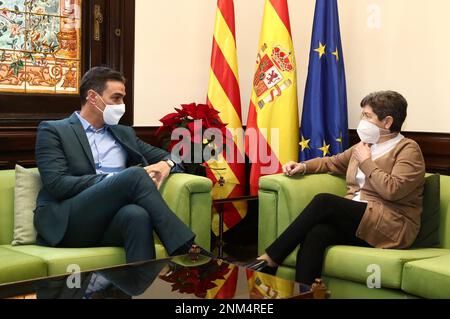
[{"xmin": 164, "ymin": 159, "xmax": 175, "ymax": 169}]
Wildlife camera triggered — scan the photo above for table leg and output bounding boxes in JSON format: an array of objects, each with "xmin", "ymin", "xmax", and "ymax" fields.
[{"xmin": 218, "ymin": 203, "xmax": 224, "ymax": 258}]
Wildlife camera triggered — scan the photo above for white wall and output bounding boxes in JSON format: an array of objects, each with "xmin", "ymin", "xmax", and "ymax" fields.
[{"xmin": 135, "ymin": 0, "xmax": 450, "ymax": 133}]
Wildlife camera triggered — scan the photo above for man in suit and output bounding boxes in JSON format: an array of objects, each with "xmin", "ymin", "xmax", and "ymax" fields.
[{"xmin": 34, "ymin": 67, "xmax": 206, "ymax": 263}]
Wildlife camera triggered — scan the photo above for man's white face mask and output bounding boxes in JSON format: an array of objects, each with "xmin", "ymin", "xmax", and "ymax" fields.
[
  {"xmin": 357, "ymin": 119, "xmax": 391, "ymax": 144},
  {"xmin": 94, "ymin": 93, "xmax": 126, "ymax": 126}
]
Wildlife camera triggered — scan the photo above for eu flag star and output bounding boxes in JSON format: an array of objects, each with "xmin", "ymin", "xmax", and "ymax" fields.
[
  {"xmin": 336, "ymin": 132, "xmax": 343, "ymax": 144},
  {"xmin": 319, "ymin": 141, "xmax": 331, "ymax": 157},
  {"xmin": 299, "ymin": 136, "xmax": 311, "ymax": 152},
  {"xmin": 314, "ymin": 42, "xmax": 326, "ymax": 59},
  {"xmin": 332, "ymin": 48, "xmax": 339, "ymax": 61}
]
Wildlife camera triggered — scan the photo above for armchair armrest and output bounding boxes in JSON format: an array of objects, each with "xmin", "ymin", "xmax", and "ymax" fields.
[
  {"xmin": 258, "ymin": 174, "xmax": 347, "ymax": 255},
  {"xmin": 160, "ymin": 174, "xmax": 213, "ymax": 249}
]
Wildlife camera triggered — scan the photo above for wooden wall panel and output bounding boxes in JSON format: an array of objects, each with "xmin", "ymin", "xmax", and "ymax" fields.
[{"xmin": 1, "ymin": 127, "xmax": 449, "ymax": 175}]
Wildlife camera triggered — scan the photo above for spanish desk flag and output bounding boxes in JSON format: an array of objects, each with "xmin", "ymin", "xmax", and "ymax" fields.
[
  {"xmin": 207, "ymin": 0, "xmax": 247, "ymax": 234},
  {"xmin": 246, "ymin": 0, "xmax": 299, "ymax": 195},
  {"xmin": 300, "ymin": 0, "xmax": 349, "ymax": 161},
  {"xmin": 246, "ymin": 269, "xmax": 294, "ymax": 299}
]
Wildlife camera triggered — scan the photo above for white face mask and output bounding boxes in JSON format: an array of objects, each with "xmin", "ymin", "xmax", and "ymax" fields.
[
  {"xmin": 357, "ymin": 119, "xmax": 390, "ymax": 144},
  {"xmin": 94, "ymin": 94, "xmax": 126, "ymax": 126}
]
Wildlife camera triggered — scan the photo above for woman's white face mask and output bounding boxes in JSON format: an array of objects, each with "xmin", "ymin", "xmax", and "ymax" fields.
[{"xmin": 357, "ymin": 119, "xmax": 391, "ymax": 144}]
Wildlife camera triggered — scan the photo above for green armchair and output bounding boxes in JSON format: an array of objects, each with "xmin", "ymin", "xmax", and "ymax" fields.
[
  {"xmin": 0, "ymin": 169, "xmax": 212, "ymax": 285},
  {"xmin": 259, "ymin": 174, "xmax": 450, "ymax": 299}
]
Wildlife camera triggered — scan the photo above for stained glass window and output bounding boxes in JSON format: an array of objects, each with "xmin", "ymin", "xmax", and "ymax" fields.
[{"xmin": 0, "ymin": 0, "xmax": 81, "ymax": 94}]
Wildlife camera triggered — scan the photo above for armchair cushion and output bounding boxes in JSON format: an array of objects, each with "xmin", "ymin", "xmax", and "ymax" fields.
[
  {"xmin": 412, "ymin": 174, "xmax": 441, "ymax": 248},
  {"xmin": 12, "ymin": 165, "xmax": 41, "ymax": 246},
  {"xmin": 0, "ymin": 170, "xmax": 16, "ymax": 245},
  {"xmin": 0, "ymin": 246, "xmax": 47, "ymax": 285},
  {"xmin": 4, "ymin": 245, "xmax": 126, "ymax": 277},
  {"xmin": 402, "ymin": 255, "xmax": 450, "ymax": 299}
]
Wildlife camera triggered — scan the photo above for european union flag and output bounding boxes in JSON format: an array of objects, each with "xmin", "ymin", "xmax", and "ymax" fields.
[{"xmin": 300, "ymin": 0, "xmax": 348, "ymax": 161}]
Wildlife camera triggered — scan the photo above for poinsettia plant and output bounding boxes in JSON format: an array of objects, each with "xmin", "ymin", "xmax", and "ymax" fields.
[{"xmin": 156, "ymin": 103, "xmax": 229, "ymax": 175}]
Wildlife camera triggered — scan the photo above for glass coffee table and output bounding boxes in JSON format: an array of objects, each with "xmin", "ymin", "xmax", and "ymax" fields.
[{"xmin": 0, "ymin": 253, "xmax": 330, "ymax": 299}]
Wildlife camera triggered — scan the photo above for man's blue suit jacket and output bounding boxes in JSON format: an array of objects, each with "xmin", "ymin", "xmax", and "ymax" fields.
[{"xmin": 34, "ymin": 113, "xmax": 172, "ymax": 247}]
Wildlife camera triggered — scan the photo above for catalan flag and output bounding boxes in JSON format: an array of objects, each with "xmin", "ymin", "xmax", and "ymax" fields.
[
  {"xmin": 246, "ymin": 0, "xmax": 299, "ymax": 195},
  {"xmin": 207, "ymin": 0, "xmax": 247, "ymax": 234},
  {"xmin": 206, "ymin": 263, "xmax": 239, "ymax": 299}
]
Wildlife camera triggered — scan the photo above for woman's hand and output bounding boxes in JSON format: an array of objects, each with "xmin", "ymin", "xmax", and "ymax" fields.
[
  {"xmin": 282, "ymin": 161, "xmax": 305, "ymax": 177},
  {"xmin": 354, "ymin": 142, "xmax": 372, "ymax": 163}
]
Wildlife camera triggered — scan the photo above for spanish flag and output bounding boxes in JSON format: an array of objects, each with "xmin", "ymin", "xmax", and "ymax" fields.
[
  {"xmin": 207, "ymin": 0, "xmax": 247, "ymax": 234},
  {"xmin": 246, "ymin": 0, "xmax": 299, "ymax": 195},
  {"xmin": 246, "ymin": 269, "xmax": 295, "ymax": 299}
]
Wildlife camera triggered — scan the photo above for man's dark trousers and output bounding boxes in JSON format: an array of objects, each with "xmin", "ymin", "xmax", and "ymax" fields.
[{"xmin": 55, "ymin": 166, "xmax": 195, "ymax": 263}]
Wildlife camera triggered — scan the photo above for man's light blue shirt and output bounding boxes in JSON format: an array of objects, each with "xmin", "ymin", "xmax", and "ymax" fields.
[{"xmin": 75, "ymin": 112, "xmax": 127, "ymax": 176}]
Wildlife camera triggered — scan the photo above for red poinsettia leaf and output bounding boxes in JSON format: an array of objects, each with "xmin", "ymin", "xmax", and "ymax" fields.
[
  {"xmin": 174, "ymin": 107, "xmax": 184, "ymax": 113},
  {"xmin": 209, "ymin": 108, "xmax": 221, "ymax": 115},
  {"xmin": 205, "ymin": 108, "xmax": 221, "ymax": 119},
  {"xmin": 179, "ymin": 286, "xmax": 195, "ymax": 294},
  {"xmin": 181, "ymin": 103, "xmax": 197, "ymax": 117},
  {"xmin": 160, "ymin": 112, "xmax": 180, "ymax": 122},
  {"xmin": 160, "ymin": 113, "xmax": 183, "ymax": 127},
  {"xmin": 202, "ymin": 118, "xmax": 211, "ymax": 129},
  {"xmin": 181, "ymin": 103, "xmax": 196, "ymax": 109},
  {"xmin": 196, "ymin": 105, "xmax": 209, "ymax": 120},
  {"xmin": 196, "ymin": 291, "xmax": 208, "ymax": 299}
]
